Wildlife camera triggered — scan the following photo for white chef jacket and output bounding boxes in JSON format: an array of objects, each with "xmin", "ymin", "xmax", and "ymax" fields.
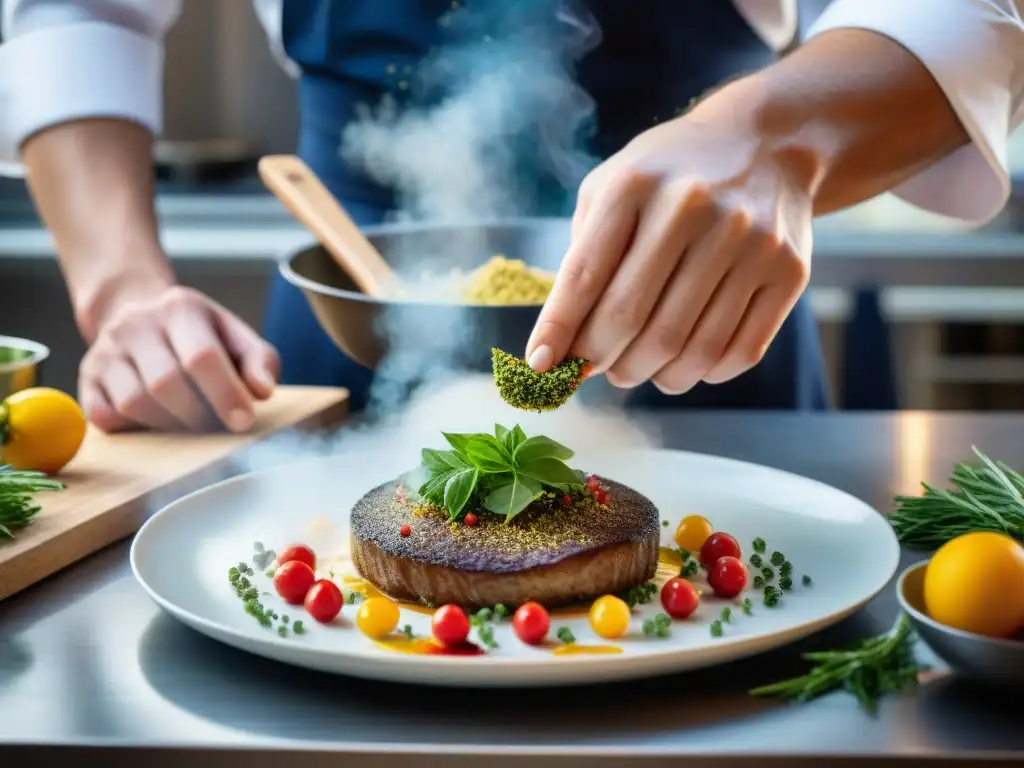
[{"xmin": 1, "ymin": 0, "xmax": 1022, "ymax": 225}]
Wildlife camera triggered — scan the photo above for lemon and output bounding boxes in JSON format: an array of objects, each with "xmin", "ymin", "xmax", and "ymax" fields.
[{"xmin": 923, "ymin": 531, "xmax": 1024, "ymax": 638}]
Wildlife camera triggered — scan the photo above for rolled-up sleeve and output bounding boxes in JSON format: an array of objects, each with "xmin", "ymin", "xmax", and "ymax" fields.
[
  {"xmin": 0, "ymin": 0, "xmax": 181, "ymax": 177},
  {"xmin": 807, "ymin": 0, "xmax": 1024, "ymax": 224}
]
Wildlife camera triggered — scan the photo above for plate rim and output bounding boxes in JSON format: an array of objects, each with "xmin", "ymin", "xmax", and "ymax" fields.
[{"xmin": 130, "ymin": 446, "xmax": 901, "ymax": 684}]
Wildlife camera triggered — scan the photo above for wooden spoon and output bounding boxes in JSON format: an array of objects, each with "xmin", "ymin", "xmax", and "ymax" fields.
[{"xmin": 258, "ymin": 155, "xmax": 400, "ymax": 298}]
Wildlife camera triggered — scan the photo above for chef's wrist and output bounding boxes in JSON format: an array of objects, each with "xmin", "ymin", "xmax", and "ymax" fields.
[{"xmin": 72, "ymin": 251, "xmax": 175, "ymax": 343}]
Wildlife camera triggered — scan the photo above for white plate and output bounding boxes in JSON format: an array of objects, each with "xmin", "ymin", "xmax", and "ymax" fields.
[{"xmin": 130, "ymin": 447, "xmax": 900, "ymax": 687}]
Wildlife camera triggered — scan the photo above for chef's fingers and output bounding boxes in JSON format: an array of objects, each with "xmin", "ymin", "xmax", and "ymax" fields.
[
  {"xmin": 606, "ymin": 206, "xmax": 744, "ymax": 388},
  {"xmin": 575, "ymin": 181, "xmax": 718, "ymax": 380},
  {"xmin": 78, "ymin": 376, "xmax": 133, "ymax": 433},
  {"xmin": 652, "ymin": 265, "xmax": 763, "ymax": 394},
  {"xmin": 703, "ymin": 278, "xmax": 802, "ymax": 385},
  {"xmin": 210, "ymin": 304, "xmax": 280, "ymax": 400},
  {"xmin": 97, "ymin": 356, "xmax": 183, "ymax": 431},
  {"xmin": 164, "ymin": 306, "xmax": 257, "ymax": 433},
  {"xmin": 126, "ymin": 329, "xmax": 212, "ymax": 431},
  {"xmin": 525, "ymin": 174, "xmax": 649, "ymax": 372}
]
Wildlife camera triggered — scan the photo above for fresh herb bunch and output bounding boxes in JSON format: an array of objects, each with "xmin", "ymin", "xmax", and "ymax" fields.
[
  {"xmin": 0, "ymin": 464, "xmax": 64, "ymax": 538},
  {"xmin": 890, "ymin": 446, "xmax": 1024, "ymax": 550},
  {"xmin": 491, "ymin": 348, "xmax": 589, "ymax": 412},
  {"xmin": 406, "ymin": 423, "xmax": 586, "ymax": 522},
  {"xmin": 750, "ymin": 613, "xmax": 919, "ymax": 713}
]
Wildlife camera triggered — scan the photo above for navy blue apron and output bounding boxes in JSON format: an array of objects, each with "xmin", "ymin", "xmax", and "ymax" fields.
[{"xmin": 262, "ymin": 0, "xmax": 831, "ymax": 412}]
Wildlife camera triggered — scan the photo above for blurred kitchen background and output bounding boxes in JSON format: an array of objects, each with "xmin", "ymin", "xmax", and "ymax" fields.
[{"xmin": 2, "ymin": 0, "xmax": 1024, "ymax": 411}]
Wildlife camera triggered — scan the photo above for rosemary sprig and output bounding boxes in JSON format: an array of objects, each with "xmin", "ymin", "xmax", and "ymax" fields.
[
  {"xmin": 749, "ymin": 613, "xmax": 919, "ymax": 714},
  {"xmin": 890, "ymin": 446, "xmax": 1024, "ymax": 550},
  {"xmin": 0, "ymin": 464, "xmax": 64, "ymax": 539}
]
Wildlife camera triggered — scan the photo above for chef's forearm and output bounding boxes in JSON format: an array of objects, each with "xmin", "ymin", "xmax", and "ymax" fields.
[
  {"xmin": 721, "ymin": 28, "xmax": 971, "ymax": 216},
  {"xmin": 21, "ymin": 118, "xmax": 176, "ymax": 342}
]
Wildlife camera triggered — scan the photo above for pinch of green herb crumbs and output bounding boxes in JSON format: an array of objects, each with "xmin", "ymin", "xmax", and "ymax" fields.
[
  {"xmin": 682, "ymin": 560, "xmax": 700, "ymax": 578},
  {"xmin": 761, "ymin": 567, "xmax": 774, "ymax": 581},
  {"xmin": 662, "ymin": 520, "xmax": 670, "ymax": 527},
  {"xmin": 741, "ymin": 598, "xmax": 753, "ymax": 615},
  {"xmin": 752, "ymin": 538, "xmax": 766, "ymax": 553},
  {"xmin": 720, "ymin": 607, "xmax": 732, "ymax": 623},
  {"xmin": 254, "ymin": 541, "xmax": 264, "ymax": 553},
  {"xmin": 478, "ymin": 625, "xmax": 498, "ymax": 649},
  {"xmin": 491, "ymin": 348, "xmax": 589, "ymax": 412},
  {"xmin": 753, "ymin": 576, "xmax": 765, "ymax": 589},
  {"xmin": 710, "ymin": 620, "xmax": 723, "ymax": 637},
  {"xmin": 277, "ymin": 625, "xmax": 288, "ymax": 637},
  {"xmin": 237, "ymin": 561, "xmax": 248, "ymax": 573},
  {"xmin": 622, "ymin": 582, "xmax": 658, "ymax": 607},
  {"xmin": 676, "ymin": 548, "xmax": 690, "ymax": 561},
  {"xmin": 228, "ymin": 568, "xmax": 240, "ymax": 582},
  {"xmin": 493, "ymin": 604, "xmax": 509, "ymax": 620},
  {"xmin": 265, "ymin": 568, "xmax": 275, "ymax": 578},
  {"xmin": 770, "ymin": 551, "xmax": 785, "ymax": 567},
  {"xmin": 802, "ymin": 575, "xmax": 812, "ymax": 586},
  {"xmin": 779, "ymin": 576, "xmax": 793, "ymax": 591},
  {"xmin": 475, "ymin": 607, "xmax": 493, "ymax": 623},
  {"xmin": 763, "ymin": 586, "xmax": 782, "ymax": 607},
  {"xmin": 402, "ymin": 624, "xmax": 415, "ymax": 639},
  {"xmin": 749, "ymin": 554, "xmax": 763, "ymax": 568},
  {"xmin": 241, "ymin": 588, "xmax": 258, "ymax": 601},
  {"xmin": 556, "ymin": 626, "xmax": 576, "ymax": 644},
  {"xmin": 643, "ymin": 614, "xmax": 672, "ymax": 638},
  {"xmin": 281, "ymin": 615, "xmax": 289, "ymax": 624},
  {"xmin": 779, "ymin": 561, "xmax": 793, "ymax": 577},
  {"xmin": 293, "ymin": 621, "xmax": 305, "ymax": 634}
]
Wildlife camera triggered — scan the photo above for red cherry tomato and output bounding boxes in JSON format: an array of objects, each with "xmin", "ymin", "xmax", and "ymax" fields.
[
  {"xmin": 700, "ymin": 532, "xmax": 741, "ymax": 568},
  {"xmin": 660, "ymin": 577, "xmax": 701, "ymax": 619},
  {"xmin": 273, "ymin": 560, "xmax": 316, "ymax": 605},
  {"xmin": 304, "ymin": 579, "xmax": 344, "ymax": 623},
  {"xmin": 708, "ymin": 556, "xmax": 749, "ymax": 598},
  {"xmin": 431, "ymin": 605, "xmax": 471, "ymax": 648},
  {"xmin": 512, "ymin": 601, "xmax": 550, "ymax": 645},
  {"xmin": 277, "ymin": 544, "xmax": 316, "ymax": 570},
  {"xmin": 464, "ymin": 513, "xmax": 479, "ymax": 527}
]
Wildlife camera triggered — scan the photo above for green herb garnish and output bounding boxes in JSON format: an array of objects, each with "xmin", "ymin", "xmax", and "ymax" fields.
[
  {"xmin": 402, "ymin": 624, "xmax": 415, "ymax": 640},
  {"xmin": 779, "ymin": 561, "xmax": 793, "ymax": 577},
  {"xmin": 890, "ymin": 446, "xmax": 1024, "ymax": 549},
  {"xmin": 752, "ymin": 537, "xmax": 766, "ymax": 553},
  {"xmin": 753, "ymin": 575, "xmax": 765, "ymax": 589},
  {"xmin": 409, "ymin": 423, "xmax": 586, "ymax": 522},
  {"xmin": 293, "ymin": 620, "xmax": 305, "ymax": 634},
  {"xmin": 0, "ymin": 465, "xmax": 64, "ymax": 538},
  {"xmin": 682, "ymin": 560, "xmax": 700, "ymax": 578},
  {"xmin": 750, "ymin": 613, "xmax": 919, "ymax": 713},
  {"xmin": 642, "ymin": 613, "xmax": 672, "ymax": 638},
  {"xmin": 710, "ymin": 620, "xmax": 723, "ymax": 637},
  {"xmin": 720, "ymin": 607, "xmax": 732, "ymax": 623},
  {"xmin": 763, "ymin": 585, "xmax": 782, "ymax": 607},
  {"xmin": 770, "ymin": 551, "xmax": 785, "ymax": 567},
  {"xmin": 749, "ymin": 553, "xmax": 763, "ymax": 568},
  {"xmin": 621, "ymin": 582, "xmax": 658, "ymax": 607},
  {"xmin": 741, "ymin": 598, "xmax": 753, "ymax": 615},
  {"xmin": 493, "ymin": 603, "xmax": 509, "ymax": 620},
  {"xmin": 556, "ymin": 626, "xmax": 576, "ymax": 644},
  {"xmin": 492, "ymin": 348, "xmax": 589, "ymax": 412},
  {"xmin": 802, "ymin": 574, "xmax": 812, "ymax": 586},
  {"xmin": 761, "ymin": 567, "xmax": 774, "ymax": 581},
  {"xmin": 779, "ymin": 576, "xmax": 793, "ymax": 591}
]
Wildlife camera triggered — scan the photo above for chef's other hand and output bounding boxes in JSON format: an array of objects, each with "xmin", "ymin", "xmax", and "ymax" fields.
[
  {"xmin": 525, "ymin": 87, "xmax": 814, "ymax": 394},
  {"xmin": 79, "ymin": 286, "xmax": 280, "ymax": 433}
]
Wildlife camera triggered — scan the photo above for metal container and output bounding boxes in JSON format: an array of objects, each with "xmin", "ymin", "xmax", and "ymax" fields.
[
  {"xmin": 897, "ymin": 561, "xmax": 1024, "ymax": 686},
  {"xmin": 279, "ymin": 218, "xmax": 571, "ymax": 372},
  {"xmin": 0, "ymin": 335, "xmax": 49, "ymax": 400}
]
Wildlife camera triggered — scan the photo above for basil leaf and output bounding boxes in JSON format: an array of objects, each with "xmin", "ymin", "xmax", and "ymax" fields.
[
  {"xmin": 422, "ymin": 448, "xmax": 469, "ymax": 472},
  {"xmin": 442, "ymin": 432, "xmax": 475, "ymax": 456},
  {"xmin": 513, "ymin": 435, "xmax": 574, "ymax": 464},
  {"xmin": 444, "ymin": 467, "xmax": 479, "ymax": 518},
  {"xmin": 419, "ymin": 469, "xmax": 454, "ymax": 503},
  {"xmin": 465, "ymin": 434, "xmax": 512, "ymax": 473},
  {"xmin": 517, "ymin": 456, "xmax": 582, "ymax": 487},
  {"xmin": 483, "ymin": 474, "xmax": 543, "ymax": 520},
  {"xmin": 503, "ymin": 424, "xmax": 528, "ymax": 454},
  {"xmin": 494, "ymin": 424, "xmax": 509, "ymax": 441}
]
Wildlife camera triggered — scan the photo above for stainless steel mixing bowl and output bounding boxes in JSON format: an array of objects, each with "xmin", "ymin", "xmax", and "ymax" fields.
[
  {"xmin": 0, "ymin": 335, "xmax": 49, "ymax": 400},
  {"xmin": 279, "ymin": 217, "xmax": 571, "ymax": 371}
]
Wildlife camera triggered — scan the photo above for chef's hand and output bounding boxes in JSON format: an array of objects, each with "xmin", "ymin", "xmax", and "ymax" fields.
[
  {"xmin": 79, "ymin": 285, "xmax": 280, "ymax": 433},
  {"xmin": 525, "ymin": 88, "xmax": 814, "ymax": 394}
]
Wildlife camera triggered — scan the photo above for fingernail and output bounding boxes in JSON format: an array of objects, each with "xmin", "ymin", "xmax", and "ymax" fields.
[
  {"xmin": 528, "ymin": 345, "xmax": 553, "ymax": 371},
  {"xmin": 256, "ymin": 369, "xmax": 275, "ymax": 391},
  {"xmin": 227, "ymin": 408, "xmax": 254, "ymax": 432}
]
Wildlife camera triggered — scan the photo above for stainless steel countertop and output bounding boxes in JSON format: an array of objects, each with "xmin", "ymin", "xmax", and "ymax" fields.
[{"xmin": 3, "ymin": 411, "xmax": 1024, "ymax": 767}]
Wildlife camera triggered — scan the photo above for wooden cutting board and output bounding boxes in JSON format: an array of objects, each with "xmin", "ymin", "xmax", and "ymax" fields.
[{"xmin": 0, "ymin": 385, "xmax": 349, "ymax": 601}]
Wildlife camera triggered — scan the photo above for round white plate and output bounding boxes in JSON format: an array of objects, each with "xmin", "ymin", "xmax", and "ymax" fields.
[{"xmin": 130, "ymin": 446, "xmax": 900, "ymax": 687}]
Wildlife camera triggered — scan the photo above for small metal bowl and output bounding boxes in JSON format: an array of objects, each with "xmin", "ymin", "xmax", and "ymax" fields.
[
  {"xmin": 279, "ymin": 218, "xmax": 570, "ymax": 372},
  {"xmin": 0, "ymin": 335, "xmax": 49, "ymax": 401},
  {"xmin": 897, "ymin": 560, "xmax": 1024, "ymax": 686}
]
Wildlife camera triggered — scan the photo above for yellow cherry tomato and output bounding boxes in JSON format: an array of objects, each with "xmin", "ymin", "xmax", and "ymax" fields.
[
  {"xmin": 674, "ymin": 515, "xmax": 714, "ymax": 553},
  {"xmin": 0, "ymin": 387, "xmax": 86, "ymax": 474},
  {"xmin": 356, "ymin": 596, "xmax": 401, "ymax": 639},
  {"xmin": 924, "ymin": 531, "xmax": 1024, "ymax": 638},
  {"xmin": 589, "ymin": 594, "xmax": 631, "ymax": 639}
]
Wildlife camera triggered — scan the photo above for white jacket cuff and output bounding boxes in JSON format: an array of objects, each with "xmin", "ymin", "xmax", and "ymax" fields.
[
  {"xmin": 0, "ymin": 21, "xmax": 164, "ymax": 178},
  {"xmin": 807, "ymin": 0, "xmax": 1023, "ymax": 225}
]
